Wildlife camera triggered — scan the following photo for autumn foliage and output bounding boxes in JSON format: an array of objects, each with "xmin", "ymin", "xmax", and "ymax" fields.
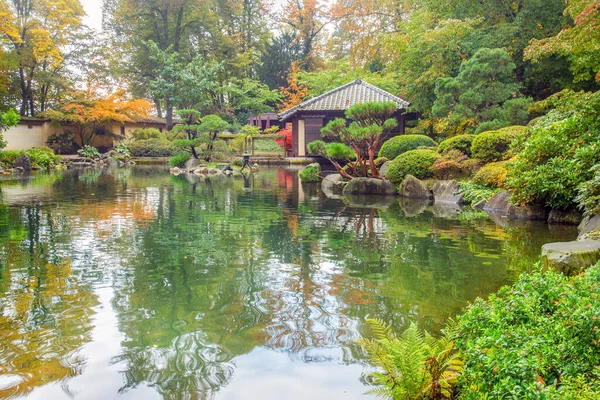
[{"xmin": 44, "ymin": 90, "xmax": 152, "ymax": 146}]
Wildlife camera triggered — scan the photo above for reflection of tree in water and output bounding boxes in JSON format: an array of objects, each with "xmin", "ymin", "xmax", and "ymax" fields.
[
  {"xmin": 0, "ymin": 168, "xmax": 576, "ymax": 399},
  {"xmin": 0, "ymin": 205, "xmax": 97, "ymax": 398}
]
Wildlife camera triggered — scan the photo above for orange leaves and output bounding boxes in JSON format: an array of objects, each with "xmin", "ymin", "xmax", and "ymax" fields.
[
  {"xmin": 279, "ymin": 63, "xmax": 308, "ymax": 111},
  {"xmin": 46, "ymin": 90, "xmax": 151, "ymax": 127}
]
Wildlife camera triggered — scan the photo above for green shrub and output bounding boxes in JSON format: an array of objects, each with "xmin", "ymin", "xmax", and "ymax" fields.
[
  {"xmin": 169, "ymin": 153, "xmax": 191, "ymax": 167},
  {"xmin": 470, "ymin": 127, "xmax": 522, "ymax": 162},
  {"xmin": 459, "ymin": 158, "xmax": 485, "ymax": 175},
  {"xmin": 228, "ymin": 137, "xmax": 246, "ymax": 153},
  {"xmin": 298, "ymin": 164, "xmax": 320, "ymax": 182},
  {"xmin": 457, "ymin": 181, "xmax": 500, "ymax": 204},
  {"xmin": 77, "ymin": 145, "xmax": 101, "ymax": 159},
  {"xmin": 114, "ymin": 143, "xmax": 131, "ymax": 158},
  {"xmin": 128, "ymin": 139, "xmax": 178, "ymax": 157},
  {"xmin": 473, "ymin": 161, "xmax": 507, "ymax": 188},
  {"xmin": 254, "ymin": 138, "xmax": 283, "ymax": 152},
  {"xmin": 576, "ymin": 164, "xmax": 600, "ymax": 217},
  {"xmin": 130, "ymin": 128, "xmax": 165, "ymax": 141},
  {"xmin": 455, "ymin": 263, "xmax": 600, "ymax": 399},
  {"xmin": 385, "ymin": 149, "xmax": 442, "ymax": 183},
  {"xmin": 358, "ymin": 319, "xmax": 463, "ymax": 400},
  {"xmin": 437, "ymin": 134, "xmax": 475, "ymax": 156},
  {"xmin": 0, "ymin": 150, "xmax": 24, "ymax": 166},
  {"xmin": 26, "ymin": 146, "xmax": 61, "ymax": 169},
  {"xmin": 378, "ymin": 134, "xmax": 437, "ymax": 160},
  {"xmin": 507, "ymin": 91, "xmax": 600, "ymax": 209},
  {"xmin": 307, "ymin": 140, "xmax": 355, "ymax": 160}
]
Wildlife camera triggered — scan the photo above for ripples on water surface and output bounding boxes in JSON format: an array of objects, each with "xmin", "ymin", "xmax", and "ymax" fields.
[{"xmin": 0, "ymin": 167, "xmax": 576, "ymax": 399}]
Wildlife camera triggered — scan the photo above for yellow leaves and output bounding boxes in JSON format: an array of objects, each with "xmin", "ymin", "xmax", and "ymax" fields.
[
  {"xmin": 279, "ymin": 63, "xmax": 308, "ymax": 111},
  {"xmin": 0, "ymin": 0, "xmax": 20, "ymax": 43},
  {"xmin": 29, "ymin": 28, "xmax": 63, "ymax": 66}
]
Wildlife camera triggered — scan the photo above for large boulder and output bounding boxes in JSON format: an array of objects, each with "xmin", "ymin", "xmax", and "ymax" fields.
[
  {"xmin": 14, "ymin": 153, "xmax": 31, "ymax": 171},
  {"xmin": 342, "ymin": 177, "xmax": 397, "ymax": 196},
  {"xmin": 507, "ymin": 203, "xmax": 546, "ymax": 221},
  {"xmin": 399, "ymin": 175, "xmax": 432, "ymax": 199},
  {"xmin": 432, "ymin": 180, "xmax": 465, "ymax": 205},
  {"xmin": 483, "ymin": 190, "xmax": 510, "ymax": 212},
  {"xmin": 483, "ymin": 190, "xmax": 545, "ymax": 220},
  {"xmin": 548, "ymin": 209, "xmax": 583, "ymax": 226},
  {"xmin": 321, "ymin": 173, "xmax": 347, "ymax": 197},
  {"xmin": 542, "ymin": 240, "xmax": 600, "ymax": 275},
  {"xmin": 184, "ymin": 157, "xmax": 202, "ymax": 170}
]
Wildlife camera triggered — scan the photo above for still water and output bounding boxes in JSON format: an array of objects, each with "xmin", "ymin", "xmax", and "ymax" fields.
[{"xmin": 0, "ymin": 167, "xmax": 575, "ymax": 399}]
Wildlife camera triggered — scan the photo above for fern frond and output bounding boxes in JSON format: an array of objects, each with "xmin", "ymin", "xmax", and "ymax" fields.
[{"xmin": 366, "ymin": 318, "xmax": 394, "ymax": 341}]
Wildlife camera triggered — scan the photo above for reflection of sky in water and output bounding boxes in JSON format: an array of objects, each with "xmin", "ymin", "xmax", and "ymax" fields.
[{"xmin": 0, "ymin": 167, "xmax": 576, "ymax": 399}]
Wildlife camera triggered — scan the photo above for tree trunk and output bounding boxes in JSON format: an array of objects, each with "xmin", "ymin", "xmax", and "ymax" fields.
[{"xmin": 166, "ymin": 101, "xmax": 174, "ymax": 130}]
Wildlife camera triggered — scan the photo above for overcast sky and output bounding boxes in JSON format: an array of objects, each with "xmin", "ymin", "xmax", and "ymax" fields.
[{"xmin": 80, "ymin": 0, "xmax": 287, "ymax": 32}]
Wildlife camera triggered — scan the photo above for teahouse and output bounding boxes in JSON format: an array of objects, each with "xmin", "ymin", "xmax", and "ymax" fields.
[{"xmin": 278, "ymin": 79, "xmax": 414, "ymax": 157}]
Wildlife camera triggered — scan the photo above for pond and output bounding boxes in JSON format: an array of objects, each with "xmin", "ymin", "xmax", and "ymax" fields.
[{"xmin": 0, "ymin": 167, "xmax": 576, "ymax": 400}]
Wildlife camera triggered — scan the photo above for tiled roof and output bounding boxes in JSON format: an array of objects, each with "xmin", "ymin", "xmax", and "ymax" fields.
[{"xmin": 278, "ymin": 78, "xmax": 410, "ymax": 122}]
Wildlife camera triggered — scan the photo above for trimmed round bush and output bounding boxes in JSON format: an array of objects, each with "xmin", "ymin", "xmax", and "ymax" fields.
[
  {"xmin": 471, "ymin": 127, "xmax": 522, "ymax": 162},
  {"xmin": 437, "ymin": 134, "xmax": 475, "ymax": 156},
  {"xmin": 473, "ymin": 161, "xmax": 508, "ymax": 188},
  {"xmin": 128, "ymin": 139, "xmax": 178, "ymax": 157},
  {"xmin": 385, "ymin": 149, "xmax": 442, "ymax": 183},
  {"xmin": 378, "ymin": 135, "xmax": 437, "ymax": 160},
  {"xmin": 169, "ymin": 152, "xmax": 191, "ymax": 168}
]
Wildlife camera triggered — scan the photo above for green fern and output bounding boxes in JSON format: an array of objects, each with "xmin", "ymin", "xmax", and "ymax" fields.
[{"xmin": 358, "ymin": 319, "xmax": 463, "ymax": 400}]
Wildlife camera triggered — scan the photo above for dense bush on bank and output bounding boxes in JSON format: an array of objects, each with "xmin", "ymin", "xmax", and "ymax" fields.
[
  {"xmin": 507, "ymin": 90, "xmax": 600, "ymax": 209},
  {"xmin": 454, "ymin": 263, "xmax": 600, "ymax": 399},
  {"xmin": 385, "ymin": 149, "xmax": 442, "ymax": 183},
  {"xmin": 378, "ymin": 134, "xmax": 437, "ymax": 160},
  {"xmin": 0, "ymin": 147, "xmax": 61, "ymax": 169}
]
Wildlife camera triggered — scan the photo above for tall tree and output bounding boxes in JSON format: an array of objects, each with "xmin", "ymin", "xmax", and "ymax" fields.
[
  {"xmin": 0, "ymin": 0, "xmax": 85, "ymax": 116},
  {"xmin": 281, "ymin": 0, "xmax": 329, "ymax": 71}
]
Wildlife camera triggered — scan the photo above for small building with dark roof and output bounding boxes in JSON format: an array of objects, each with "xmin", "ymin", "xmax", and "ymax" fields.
[{"xmin": 278, "ymin": 79, "xmax": 414, "ymax": 157}]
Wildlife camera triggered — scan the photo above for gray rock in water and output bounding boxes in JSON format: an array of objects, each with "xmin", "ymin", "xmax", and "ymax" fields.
[
  {"xmin": 432, "ymin": 180, "xmax": 465, "ymax": 205},
  {"xmin": 483, "ymin": 191, "xmax": 511, "ymax": 212},
  {"xmin": 399, "ymin": 175, "xmax": 432, "ymax": 199},
  {"xmin": 548, "ymin": 209, "xmax": 583, "ymax": 225},
  {"xmin": 321, "ymin": 173, "xmax": 347, "ymax": 197},
  {"xmin": 342, "ymin": 177, "xmax": 397, "ymax": 196},
  {"xmin": 379, "ymin": 161, "xmax": 391, "ymax": 177},
  {"xmin": 184, "ymin": 157, "xmax": 202, "ymax": 170},
  {"xmin": 542, "ymin": 240, "xmax": 600, "ymax": 275},
  {"xmin": 14, "ymin": 153, "xmax": 31, "ymax": 171}
]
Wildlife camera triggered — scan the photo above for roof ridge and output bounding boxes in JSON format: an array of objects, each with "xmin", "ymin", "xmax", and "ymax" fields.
[{"xmin": 278, "ymin": 78, "xmax": 410, "ymax": 121}]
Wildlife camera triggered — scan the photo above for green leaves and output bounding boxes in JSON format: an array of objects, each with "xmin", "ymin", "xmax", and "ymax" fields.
[
  {"xmin": 507, "ymin": 90, "xmax": 600, "ymax": 208},
  {"xmin": 455, "ymin": 262, "xmax": 600, "ymax": 399},
  {"xmin": 358, "ymin": 320, "xmax": 463, "ymax": 399},
  {"xmin": 432, "ymin": 48, "xmax": 532, "ymax": 133}
]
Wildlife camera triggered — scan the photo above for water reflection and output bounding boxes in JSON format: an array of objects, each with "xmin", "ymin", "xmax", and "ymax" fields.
[{"xmin": 0, "ymin": 167, "xmax": 575, "ymax": 399}]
